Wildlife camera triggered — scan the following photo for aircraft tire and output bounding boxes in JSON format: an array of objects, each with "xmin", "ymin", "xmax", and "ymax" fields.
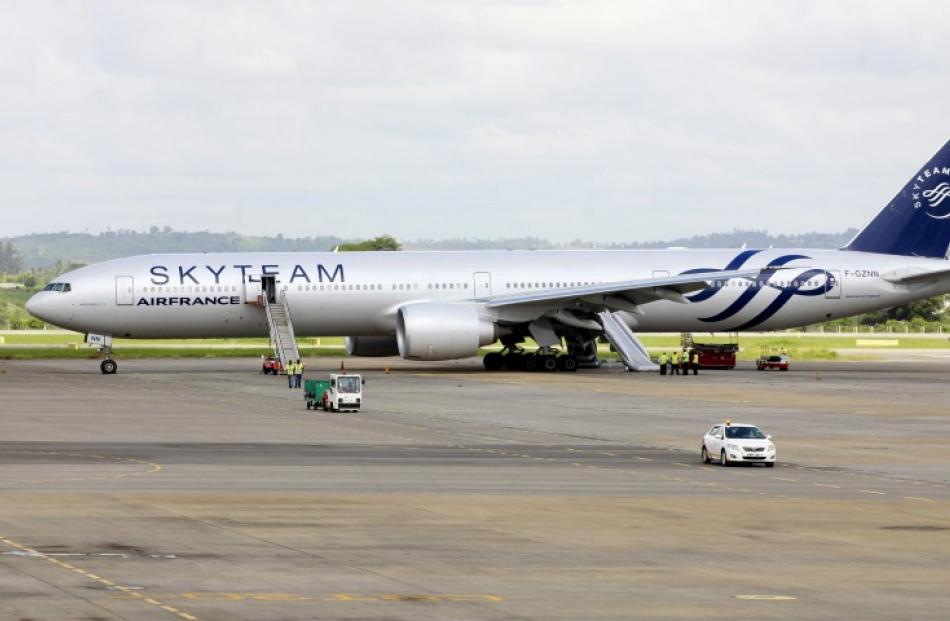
[
  {"xmin": 100, "ymin": 360, "xmax": 118, "ymax": 375},
  {"xmin": 483, "ymin": 352, "xmax": 504, "ymax": 371},
  {"xmin": 557, "ymin": 356, "xmax": 578, "ymax": 372},
  {"xmin": 523, "ymin": 356, "xmax": 539, "ymax": 372}
]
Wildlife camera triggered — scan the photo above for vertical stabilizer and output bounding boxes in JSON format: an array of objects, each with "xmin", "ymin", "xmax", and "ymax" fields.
[{"xmin": 845, "ymin": 138, "xmax": 950, "ymax": 258}]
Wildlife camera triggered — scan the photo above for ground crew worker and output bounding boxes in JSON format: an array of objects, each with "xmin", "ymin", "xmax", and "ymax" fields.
[
  {"xmin": 690, "ymin": 349, "xmax": 699, "ymax": 375},
  {"xmin": 295, "ymin": 358, "xmax": 304, "ymax": 389},
  {"xmin": 670, "ymin": 350, "xmax": 679, "ymax": 375},
  {"xmin": 658, "ymin": 352, "xmax": 668, "ymax": 375},
  {"xmin": 681, "ymin": 349, "xmax": 689, "ymax": 377},
  {"xmin": 286, "ymin": 359, "xmax": 296, "ymax": 389}
]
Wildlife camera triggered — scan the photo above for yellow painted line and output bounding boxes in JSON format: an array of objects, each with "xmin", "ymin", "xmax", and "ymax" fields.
[
  {"xmin": 0, "ymin": 535, "xmax": 200, "ymax": 621},
  {"xmin": 904, "ymin": 496, "xmax": 936, "ymax": 503}
]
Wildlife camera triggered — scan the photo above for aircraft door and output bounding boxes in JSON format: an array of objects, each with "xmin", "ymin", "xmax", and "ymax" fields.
[
  {"xmin": 243, "ymin": 275, "xmax": 263, "ymax": 305},
  {"xmin": 472, "ymin": 272, "xmax": 492, "ymax": 302},
  {"xmin": 261, "ymin": 275, "xmax": 278, "ymax": 304},
  {"xmin": 825, "ymin": 270, "xmax": 841, "ymax": 299},
  {"xmin": 115, "ymin": 276, "xmax": 134, "ymax": 305}
]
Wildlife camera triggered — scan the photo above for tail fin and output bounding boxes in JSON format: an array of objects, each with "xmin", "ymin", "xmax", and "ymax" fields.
[{"xmin": 845, "ymin": 138, "xmax": 950, "ymax": 258}]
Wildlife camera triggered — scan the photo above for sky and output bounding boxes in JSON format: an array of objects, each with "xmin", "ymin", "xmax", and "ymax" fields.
[{"xmin": 2, "ymin": 1, "xmax": 950, "ymax": 243}]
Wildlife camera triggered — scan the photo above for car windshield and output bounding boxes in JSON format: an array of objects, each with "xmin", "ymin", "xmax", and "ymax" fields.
[
  {"xmin": 337, "ymin": 376, "xmax": 360, "ymax": 393},
  {"xmin": 725, "ymin": 426, "xmax": 766, "ymax": 439}
]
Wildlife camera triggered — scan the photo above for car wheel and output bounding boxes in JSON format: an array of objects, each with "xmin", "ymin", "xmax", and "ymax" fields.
[
  {"xmin": 720, "ymin": 450, "xmax": 728, "ymax": 467},
  {"xmin": 701, "ymin": 446, "xmax": 711, "ymax": 464}
]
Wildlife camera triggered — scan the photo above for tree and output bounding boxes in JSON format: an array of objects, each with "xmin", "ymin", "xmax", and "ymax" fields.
[
  {"xmin": 0, "ymin": 241, "xmax": 23, "ymax": 273},
  {"xmin": 336, "ymin": 235, "xmax": 402, "ymax": 252},
  {"xmin": 859, "ymin": 296, "xmax": 946, "ymax": 324}
]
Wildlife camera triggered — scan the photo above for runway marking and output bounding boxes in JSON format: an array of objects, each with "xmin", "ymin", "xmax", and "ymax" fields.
[
  {"xmin": 0, "ymin": 450, "xmax": 162, "ymax": 487},
  {"xmin": 735, "ymin": 594, "xmax": 797, "ymax": 601},
  {"xmin": 812, "ymin": 483, "xmax": 840, "ymax": 489},
  {"xmin": 904, "ymin": 496, "xmax": 936, "ymax": 503},
  {"xmin": 327, "ymin": 593, "xmax": 503, "ymax": 603},
  {"xmin": 672, "ymin": 462, "xmax": 691, "ymax": 468},
  {"xmin": 771, "ymin": 477, "xmax": 797, "ymax": 482},
  {"xmin": 859, "ymin": 489, "xmax": 886, "ymax": 495},
  {"xmin": 0, "ymin": 535, "xmax": 200, "ymax": 620}
]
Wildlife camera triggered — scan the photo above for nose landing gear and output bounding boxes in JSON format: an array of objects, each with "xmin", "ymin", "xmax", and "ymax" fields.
[
  {"xmin": 85, "ymin": 334, "xmax": 118, "ymax": 374},
  {"xmin": 100, "ymin": 358, "xmax": 118, "ymax": 374}
]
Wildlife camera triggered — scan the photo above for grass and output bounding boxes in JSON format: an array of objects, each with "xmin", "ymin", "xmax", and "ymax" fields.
[{"xmin": 3, "ymin": 331, "xmax": 947, "ymax": 362}]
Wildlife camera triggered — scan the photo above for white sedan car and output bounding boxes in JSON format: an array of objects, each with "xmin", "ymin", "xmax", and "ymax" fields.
[{"xmin": 701, "ymin": 422, "xmax": 776, "ymax": 467}]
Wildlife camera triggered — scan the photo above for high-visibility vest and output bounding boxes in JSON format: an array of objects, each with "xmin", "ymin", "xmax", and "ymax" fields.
[
  {"xmin": 671, "ymin": 352, "xmax": 679, "ymax": 364},
  {"xmin": 681, "ymin": 352, "xmax": 689, "ymax": 364},
  {"xmin": 659, "ymin": 354, "xmax": 668, "ymax": 364},
  {"xmin": 286, "ymin": 362, "xmax": 296, "ymax": 374},
  {"xmin": 298, "ymin": 362, "xmax": 305, "ymax": 374}
]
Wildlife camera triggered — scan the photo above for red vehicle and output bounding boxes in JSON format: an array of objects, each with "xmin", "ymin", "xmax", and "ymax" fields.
[
  {"xmin": 261, "ymin": 356, "xmax": 284, "ymax": 375},
  {"xmin": 756, "ymin": 353, "xmax": 789, "ymax": 371},
  {"xmin": 693, "ymin": 343, "xmax": 738, "ymax": 369}
]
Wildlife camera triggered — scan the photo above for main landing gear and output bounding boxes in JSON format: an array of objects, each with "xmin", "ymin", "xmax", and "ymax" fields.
[{"xmin": 483, "ymin": 347, "xmax": 578, "ymax": 373}]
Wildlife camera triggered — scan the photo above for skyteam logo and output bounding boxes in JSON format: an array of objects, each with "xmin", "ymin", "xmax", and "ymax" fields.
[
  {"xmin": 923, "ymin": 182, "xmax": 950, "ymax": 219},
  {"xmin": 681, "ymin": 250, "xmax": 834, "ymax": 331},
  {"xmin": 912, "ymin": 166, "xmax": 950, "ymax": 219}
]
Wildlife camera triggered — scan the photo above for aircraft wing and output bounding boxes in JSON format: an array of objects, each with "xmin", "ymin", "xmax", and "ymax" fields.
[{"xmin": 486, "ymin": 268, "xmax": 768, "ymax": 309}]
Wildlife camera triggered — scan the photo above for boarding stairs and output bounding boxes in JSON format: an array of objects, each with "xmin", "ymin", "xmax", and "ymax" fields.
[
  {"xmin": 265, "ymin": 292, "xmax": 300, "ymax": 371},
  {"xmin": 597, "ymin": 311, "xmax": 659, "ymax": 372}
]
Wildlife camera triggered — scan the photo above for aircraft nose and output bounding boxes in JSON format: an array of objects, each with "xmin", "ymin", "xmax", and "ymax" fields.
[{"xmin": 25, "ymin": 292, "xmax": 54, "ymax": 323}]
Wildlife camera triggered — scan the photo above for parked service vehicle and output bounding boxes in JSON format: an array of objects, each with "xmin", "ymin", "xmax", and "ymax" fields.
[
  {"xmin": 756, "ymin": 347, "xmax": 789, "ymax": 371},
  {"xmin": 261, "ymin": 356, "xmax": 284, "ymax": 375},
  {"xmin": 305, "ymin": 373, "xmax": 364, "ymax": 412},
  {"xmin": 701, "ymin": 421, "xmax": 776, "ymax": 467}
]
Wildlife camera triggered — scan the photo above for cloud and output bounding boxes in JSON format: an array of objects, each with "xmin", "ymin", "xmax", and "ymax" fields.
[{"xmin": 1, "ymin": 1, "xmax": 949, "ymax": 242}]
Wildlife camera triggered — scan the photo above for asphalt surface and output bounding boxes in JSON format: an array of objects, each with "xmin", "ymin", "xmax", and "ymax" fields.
[{"xmin": 0, "ymin": 356, "xmax": 948, "ymax": 620}]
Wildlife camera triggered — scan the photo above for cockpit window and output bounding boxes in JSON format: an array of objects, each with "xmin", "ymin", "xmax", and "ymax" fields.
[{"xmin": 42, "ymin": 282, "xmax": 71, "ymax": 292}]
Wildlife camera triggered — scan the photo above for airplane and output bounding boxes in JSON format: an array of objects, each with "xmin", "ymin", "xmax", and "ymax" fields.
[{"xmin": 27, "ymin": 138, "xmax": 950, "ymax": 374}]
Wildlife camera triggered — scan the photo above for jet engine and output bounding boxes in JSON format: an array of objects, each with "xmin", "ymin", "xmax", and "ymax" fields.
[
  {"xmin": 396, "ymin": 303, "xmax": 497, "ymax": 361},
  {"xmin": 345, "ymin": 335, "xmax": 400, "ymax": 357}
]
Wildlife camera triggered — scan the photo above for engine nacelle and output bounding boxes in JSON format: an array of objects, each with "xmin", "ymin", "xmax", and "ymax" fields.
[
  {"xmin": 345, "ymin": 335, "xmax": 400, "ymax": 357},
  {"xmin": 396, "ymin": 303, "xmax": 496, "ymax": 361}
]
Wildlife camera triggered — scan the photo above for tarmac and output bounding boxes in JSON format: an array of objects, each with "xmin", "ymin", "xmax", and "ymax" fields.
[{"xmin": 0, "ymin": 356, "xmax": 948, "ymax": 620}]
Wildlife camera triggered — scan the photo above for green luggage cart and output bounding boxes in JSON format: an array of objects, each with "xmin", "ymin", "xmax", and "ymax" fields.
[{"xmin": 304, "ymin": 379, "xmax": 331, "ymax": 410}]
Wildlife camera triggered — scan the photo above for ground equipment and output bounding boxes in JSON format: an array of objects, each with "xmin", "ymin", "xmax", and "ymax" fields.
[
  {"xmin": 305, "ymin": 373, "xmax": 364, "ymax": 412},
  {"xmin": 756, "ymin": 347, "xmax": 789, "ymax": 371},
  {"xmin": 692, "ymin": 342, "xmax": 739, "ymax": 369}
]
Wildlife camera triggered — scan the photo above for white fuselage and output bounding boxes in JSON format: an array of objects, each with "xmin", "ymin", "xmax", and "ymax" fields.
[{"xmin": 26, "ymin": 248, "xmax": 950, "ymax": 339}]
